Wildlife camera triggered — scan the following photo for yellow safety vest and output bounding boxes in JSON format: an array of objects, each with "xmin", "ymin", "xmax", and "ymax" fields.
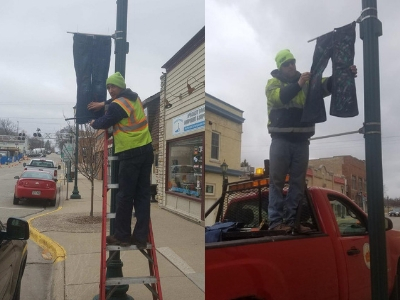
[{"xmin": 112, "ymin": 96, "xmax": 152, "ymax": 153}]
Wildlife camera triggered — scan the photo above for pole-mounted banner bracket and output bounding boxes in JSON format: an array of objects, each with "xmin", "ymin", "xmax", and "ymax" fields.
[{"xmin": 362, "ymin": 122, "xmax": 381, "ymax": 135}]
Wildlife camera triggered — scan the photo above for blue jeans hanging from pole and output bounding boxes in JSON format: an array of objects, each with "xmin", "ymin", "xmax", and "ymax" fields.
[{"xmin": 73, "ymin": 33, "xmax": 112, "ymax": 124}]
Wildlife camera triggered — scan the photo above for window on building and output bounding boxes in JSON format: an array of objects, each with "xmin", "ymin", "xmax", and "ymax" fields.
[
  {"xmin": 211, "ymin": 132, "xmax": 219, "ymax": 160},
  {"xmin": 358, "ymin": 177, "xmax": 363, "ymax": 192},
  {"xmin": 352, "ymin": 175, "xmax": 357, "ymax": 190},
  {"xmin": 167, "ymin": 135, "xmax": 203, "ymax": 198}
]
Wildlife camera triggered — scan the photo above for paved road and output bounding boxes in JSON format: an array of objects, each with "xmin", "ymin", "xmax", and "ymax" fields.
[
  {"xmin": 388, "ymin": 214, "xmax": 400, "ymax": 230},
  {"xmin": 0, "ymin": 154, "xmax": 61, "ymax": 300}
]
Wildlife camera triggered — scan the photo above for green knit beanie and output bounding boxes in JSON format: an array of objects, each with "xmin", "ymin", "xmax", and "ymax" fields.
[
  {"xmin": 275, "ymin": 49, "xmax": 295, "ymax": 69},
  {"xmin": 106, "ymin": 72, "xmax": 126, "ymax": 89}
]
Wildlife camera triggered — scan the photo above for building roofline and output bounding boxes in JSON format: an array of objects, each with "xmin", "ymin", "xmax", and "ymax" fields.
[
  {"xmin": 205, "ymin": 93, "xmax": 244, "ymax": 113},
  {"xmin": 205, "ymin": 101, "xmax": 245, "ymax": 124},
  {"xmin": 161, "ymin": 27, "xmax": 205, "ymax": 71},
  {"xmin": 142, "ymin": 92, "xmax": 160, "ymax": 106}
]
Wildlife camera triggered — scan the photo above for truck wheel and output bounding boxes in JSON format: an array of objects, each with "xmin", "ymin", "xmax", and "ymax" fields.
[{"xmin": 13, "ymin": 195, "xmax": 19, "ymax": 205}]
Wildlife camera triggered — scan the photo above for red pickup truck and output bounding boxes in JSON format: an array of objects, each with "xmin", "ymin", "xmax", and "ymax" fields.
[{"xmin": 205, "ymin": 176, "xmax": 400, "ymax": 300}]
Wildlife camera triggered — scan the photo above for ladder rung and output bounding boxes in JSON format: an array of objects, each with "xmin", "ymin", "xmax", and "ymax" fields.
[
  {"xmin": 107, "ymin": 183, "xmax": 119, "ymax": 189},
  {"xmin": 106, "ymin": 244, "xmax": 151, "ymax": 251},
  {"xmin": 106, "ymin": 213, "xmax": 116, "ymax": 219},
  {"xmin": 106, "ymin": 276, "xmax": 157, "ymax": 286},
  {"xmin": 108, "ymin": 156, "xmax": 119, "ymax": 161}
]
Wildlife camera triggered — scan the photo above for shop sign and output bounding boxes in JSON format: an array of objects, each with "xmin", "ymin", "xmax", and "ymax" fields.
[
  {"xmin": 172, "ymin": 105, "xmax": 205, "ymax": 135},
  {"xmin": 62, "ymin": 144, "xmax": 74, "ymax": 162}
]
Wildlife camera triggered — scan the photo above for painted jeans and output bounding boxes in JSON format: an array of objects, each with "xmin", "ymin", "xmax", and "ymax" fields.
[
  {"xmin": 73, "ymin": 34, "xmax": 111, "ymax": 124},
  {"xmin": 302, "ymin": 22, "xmax": 358, "ymax": 123}
]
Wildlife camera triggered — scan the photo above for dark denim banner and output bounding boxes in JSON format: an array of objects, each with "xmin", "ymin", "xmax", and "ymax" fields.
[{"xmin": 73, "ymin": 34, "xmax": 111, "ymax": 124}]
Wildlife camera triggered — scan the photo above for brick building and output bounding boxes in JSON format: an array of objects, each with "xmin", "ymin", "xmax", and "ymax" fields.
[{"xmin": 308, "ymin": 156, "xmax": 367, "ymax": 211}]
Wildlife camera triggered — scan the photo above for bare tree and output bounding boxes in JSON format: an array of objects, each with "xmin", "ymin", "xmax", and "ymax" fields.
[
  {"xmin": 64, "ymin": 123, "xmax": 105, "ymax": 217},
  {"xmin": 27, "ymin": 137, "xmax": 41, "ymax": 150},
  {"xmin": 55, "ymin": 126, "xmax": 73, "ymax": 151},
  {"xmin": 240, "ymin": 159, "xmax": 250, "ymax": 167},
  {"xmin": 0, "ymin": 119, "xmax": 18, "ymax": 135}
]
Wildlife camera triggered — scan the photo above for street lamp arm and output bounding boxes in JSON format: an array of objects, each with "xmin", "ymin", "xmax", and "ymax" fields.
[{"xmin": 310, "ymin": 127, "xmax": 364, "ymax": 140}]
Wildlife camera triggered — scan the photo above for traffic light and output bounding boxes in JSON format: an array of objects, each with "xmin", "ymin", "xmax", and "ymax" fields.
[{"xmin": 18, "ymin": 133, "xmax": 26, "ymax": 140}]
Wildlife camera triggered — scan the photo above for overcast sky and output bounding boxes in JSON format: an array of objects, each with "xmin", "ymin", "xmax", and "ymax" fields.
[
  {"xmin": 1, "ymin": 0, "xmax": 204, "ymax": 136},
  {"xmin": 206, "ymin": 0, "xmax": 400, "ymax": 197}
]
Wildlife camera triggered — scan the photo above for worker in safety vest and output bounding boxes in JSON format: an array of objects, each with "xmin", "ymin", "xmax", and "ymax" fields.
[
  {"xmin": 90, "ymin": 72, "xmax": 153, "ymax": 249},
  {"xmin": 265, "ymin": 49, "xmax": 357, "ymax": 233}
]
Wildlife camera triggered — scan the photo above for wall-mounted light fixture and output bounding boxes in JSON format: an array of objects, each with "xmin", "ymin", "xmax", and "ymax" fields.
[
  {"xmin": 163, "ymin": 74, "xmax": 205, "ymax": 109},
  {"xmin": 164, "ymin": 99, "xmax": 172, "ymax": 109},
  {"xmin": 186, "ymin": 75, "xmax": 204, "ymax": 96},
  {"xmin": 187, "ymin": 76, "xmax": 198, "ymax": 95}
]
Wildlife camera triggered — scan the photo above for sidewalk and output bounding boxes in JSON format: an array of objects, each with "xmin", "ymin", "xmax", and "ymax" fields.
[{"xmin": 29, "ymin": 174, "xmax": 205, "ymax": 300}]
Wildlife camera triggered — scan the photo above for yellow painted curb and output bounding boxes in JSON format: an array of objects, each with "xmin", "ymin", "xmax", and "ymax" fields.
[{"xmin": 28, "ymin": 206, "xmax": 66, "ymax": 263}]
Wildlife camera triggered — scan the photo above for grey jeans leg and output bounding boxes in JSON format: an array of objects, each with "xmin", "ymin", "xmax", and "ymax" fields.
[{"xmin": 269, "ymin": 138, "xmax": 309, "ymax": 228}]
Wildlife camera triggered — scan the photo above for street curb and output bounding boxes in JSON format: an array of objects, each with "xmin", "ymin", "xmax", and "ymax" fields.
[{"xmin": 27, "ymin": 206, "xmax": 67, "ymax": 263}]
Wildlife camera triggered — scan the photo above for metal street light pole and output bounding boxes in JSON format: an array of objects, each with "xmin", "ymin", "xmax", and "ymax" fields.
[
  {"xmin": 220, "ymin": 160, "xmax": 228, "ymax": 186},
  {"xmin": 94, "ymin": 1, "xmax": 131, "ymax": 300},
  {"xmin": 70, "ymin": 105, "xmax": 81, "ymax": 199},
  {"xmin": 359, "ymin": 1, "xmax": 387, "ymax": 299},
  {"xmin": 215, "ymin": 160, "xmax": 229, "ymax": 221}
]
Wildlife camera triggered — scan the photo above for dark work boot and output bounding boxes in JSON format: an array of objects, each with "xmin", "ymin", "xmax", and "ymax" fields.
[
  {"xmin": 106, "ymin": 235, "xmax": 130, "ymax": 247},
  {"xmin": 130, "ymin": 236, "xmax": 148, "ymax": 250}
]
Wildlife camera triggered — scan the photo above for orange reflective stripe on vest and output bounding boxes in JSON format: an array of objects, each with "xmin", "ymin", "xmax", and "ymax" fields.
[{"xmin": 113, "ymin": 97, "xmax": 148, "ymax": 134}]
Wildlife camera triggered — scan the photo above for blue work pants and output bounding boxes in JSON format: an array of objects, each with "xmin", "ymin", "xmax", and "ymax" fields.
[{"xmin": 268, "ymin": 138, "xmax": 309, "ymax": 229}]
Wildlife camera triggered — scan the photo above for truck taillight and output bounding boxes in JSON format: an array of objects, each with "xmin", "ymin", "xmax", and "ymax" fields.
[
  {"xmin": 24, "ymin": 167, "xmax": 27, "ymax": 171},
  {"xmin": 54, "ymin": 170, "xmax": 57, "ymax": 177}
]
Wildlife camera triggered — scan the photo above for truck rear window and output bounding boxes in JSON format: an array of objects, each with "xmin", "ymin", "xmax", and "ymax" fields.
[{"xmin": 218, "ymin": 184, "xmax": 317, "ymax": 232}]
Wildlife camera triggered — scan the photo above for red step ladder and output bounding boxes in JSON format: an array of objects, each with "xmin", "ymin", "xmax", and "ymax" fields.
[{"xmin": 99, "ymin": 130, "xmax": 163, "ymax": 300}]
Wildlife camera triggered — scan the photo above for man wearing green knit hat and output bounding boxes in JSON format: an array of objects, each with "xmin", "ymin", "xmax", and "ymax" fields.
[
  {"xmin": 106, "ymin": 71, "xmax": 126, "ymax": 89},
  {"xmin": 265, "ymin": 50, "xmax": 357, "ymax": 234},
  {"xmin": 89, "ymin": 72, "xmax": 153, "ymax": 249}
]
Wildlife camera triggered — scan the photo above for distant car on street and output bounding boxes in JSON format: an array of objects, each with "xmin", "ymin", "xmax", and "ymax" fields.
[
  {"xmin": 14, "ymin": 170, "xmax": 57, "ymax": 206},
  {"xmin": 23, "ymin": 158, "xmax": 60, "ymax": 181},
  {"xmin": 389, "ymin": 209, "xmax": 400, "ymax": 217},
  {"xmin": 0, "ymin": 217, "xmax": 29, "ymax": 300}
]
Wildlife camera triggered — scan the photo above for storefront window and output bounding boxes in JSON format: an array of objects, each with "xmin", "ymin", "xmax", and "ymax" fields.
[{"xmin": 167, "ymin": 135, "xmax": 203, "ymax": 198}]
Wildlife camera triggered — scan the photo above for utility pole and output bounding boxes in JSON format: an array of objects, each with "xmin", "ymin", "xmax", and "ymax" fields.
[{"xmin": 359, "ymin": 1, "xmax": 387, "ymax": 299}]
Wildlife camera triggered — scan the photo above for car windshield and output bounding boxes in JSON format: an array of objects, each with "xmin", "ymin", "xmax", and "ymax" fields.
[
  {"xmin": 30, "ymin": 161, "xmax": 53, "ymax": 168},
  {"xmin": 21, "ymin": 171, "xmax": 52, "ymax": 180}
]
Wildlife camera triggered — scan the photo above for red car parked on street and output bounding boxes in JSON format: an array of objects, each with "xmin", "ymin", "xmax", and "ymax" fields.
[{"xmin": 13, "ymin": 170, "xmax": 57, "ymax": 206}]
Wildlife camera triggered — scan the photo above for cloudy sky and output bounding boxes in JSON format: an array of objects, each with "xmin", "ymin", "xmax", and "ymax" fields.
[
  {"xmin": 1, "ymin": 0, "xmax": 204, "ymax": 136},
  {"xmin": 206, "ymin": 0, "xmax": 400, "ymax": 197}
]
